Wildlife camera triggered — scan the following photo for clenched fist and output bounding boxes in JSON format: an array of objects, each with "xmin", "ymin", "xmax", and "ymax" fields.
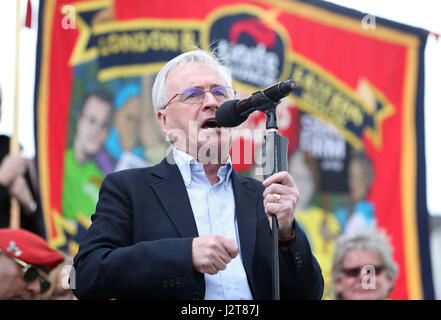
[{"xmin": 192, "ymin": 234, "xmax": 239, "ymax": 275}]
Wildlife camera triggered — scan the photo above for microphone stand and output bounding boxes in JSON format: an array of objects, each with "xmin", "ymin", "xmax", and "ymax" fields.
[{"xmin": 261, "ymin": 100, "xmax": 289, "ymax": 301}]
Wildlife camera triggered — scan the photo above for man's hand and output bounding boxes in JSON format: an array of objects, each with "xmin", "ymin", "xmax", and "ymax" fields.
[
  {"xmin": 192, "ymin": 234, "xmax": 239, "ymax": 275},
  {"xmin": 9, "ymin": 176, "xmax": 37, "ymax": 214},
  {"xmin": 0, "ymin": 154, "xmax": 27, "ymax": 186},
  {"xmin": 263, "ymin": 171, "xmax": 300, "ymax": 243}
]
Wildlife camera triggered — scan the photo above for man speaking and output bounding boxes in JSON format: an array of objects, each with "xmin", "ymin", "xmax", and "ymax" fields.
[{"xmin": 72, "ymin": 49, "xmax": 323, "ymax": 300}]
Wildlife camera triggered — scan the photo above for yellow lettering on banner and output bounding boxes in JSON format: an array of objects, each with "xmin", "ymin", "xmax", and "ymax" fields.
[
  {"xmin": 118, "ymin": 33, "xmax": 130, "ymax": 54},
  {"xmin": 292, "ymin": 61, "xmax": 366, "ymax": 130},
  {"xmin": 303, "ymin": 72, "xmax": 315, "ymax": 92},
  {"xmin": 96, "ymin": 30, "xmax": 184, "ymax": 56},
  {"xmin": 318, "ymin": 83, "xmax": 333, "ymax": 106},
  {"xmin": 97, "ymin": 36, "xmax": 108, "ymax": 57},
  {"xmin": 349, "ymin": 101, "xmax": 363, "ymax": 126},
  {"xmin": 133, "ymin": 32, "xmax": 148, "ymax": 52},
  {"xmin": 291, "ymin": 66, "xmax": 305, "ymax": 86},
  {"xmin": 163, "ymin": 32, "xmax": 179, "ymax": 51},
  {"xmin": 181, "ymin": 30, "xmax": 197, "ymax": 52},
  {"xmin": 327, "ymin": 93, "xmax": 342, "ymax": 125},
  {"xmin": 108, "ymin": 33, "xmax": 119, "ymax": 55},
  {"xmin": 150, "ymin": 30, "xmax": 161, "ymax": 50}
]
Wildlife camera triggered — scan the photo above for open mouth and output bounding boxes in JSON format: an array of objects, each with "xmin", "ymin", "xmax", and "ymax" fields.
[{"xmin": 201, "ymin": 119, "xmax": 221, "ymax": 129}]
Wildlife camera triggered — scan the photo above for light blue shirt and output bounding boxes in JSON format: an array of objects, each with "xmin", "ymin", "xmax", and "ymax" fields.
[{"xmin": 173, "ymin": 148, "xmax": 253, "ymax": 300}]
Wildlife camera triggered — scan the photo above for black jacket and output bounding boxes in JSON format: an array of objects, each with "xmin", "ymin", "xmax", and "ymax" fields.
[{"xmin": 73, "ymin": 157, "xmax": 323, "ymax": 300}]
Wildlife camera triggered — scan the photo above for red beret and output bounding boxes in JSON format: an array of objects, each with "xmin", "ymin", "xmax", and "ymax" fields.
[{"xmin": 0, "ymin": 228, "xmax": 64, "ymax": 271}]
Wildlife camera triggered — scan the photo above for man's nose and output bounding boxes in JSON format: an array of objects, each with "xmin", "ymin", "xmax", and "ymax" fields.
[
  {"xmin": 201, "ymin": 91, "xmax": 220, "ymax": 110},
  {"xmin": 26, "ymin": 280, "xmax": 41, "ymax": 296}
]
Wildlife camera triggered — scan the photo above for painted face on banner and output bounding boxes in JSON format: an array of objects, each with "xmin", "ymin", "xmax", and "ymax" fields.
[
  {"xmin": 114, "ymin": 96, "xmax": 141, "ymax": 151},
  {"xmin": 76, "ymin": 95, "xmax": 112, "ymax": 158}
]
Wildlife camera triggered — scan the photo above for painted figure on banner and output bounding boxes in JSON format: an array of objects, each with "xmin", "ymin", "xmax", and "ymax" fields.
[
  {"xmin": 62, "ymin": 91, "xmax": 113, "ymax": 222},
  {"xmin": 290, "ymin": 111, "xmax": 379, "ymax": 299},
  {"xmin": 105, "ymin": 81, "xmax": 150, "ymax": 171},
  {"xmin": 290, "ymin": 147, "xmax": 341, "ymax": 300},
  {"xmin": 334, "ymin": 151, "xmax": 376, "ymax": 235}
]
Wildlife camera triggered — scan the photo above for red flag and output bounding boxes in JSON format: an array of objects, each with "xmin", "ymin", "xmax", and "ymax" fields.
[{"xmin": 25, "ymin": 0, "xmax": 32, "ymax": 28}]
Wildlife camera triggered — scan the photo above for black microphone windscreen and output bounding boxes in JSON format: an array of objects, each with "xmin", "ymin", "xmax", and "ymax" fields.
[
  {"xmin": 215, "ymin": 99, "xmax": 249, "ymax": 127},
  {"xmin": 279, "ymin": 79, "xmax": 296, "ymax": 95}
]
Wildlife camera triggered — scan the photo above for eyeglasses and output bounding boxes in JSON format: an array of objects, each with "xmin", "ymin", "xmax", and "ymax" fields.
[
  {"xmin": 341, "ymin": 265, "xmax": 384, "ymax": 277},
  {"xmin": 1, "ymin": 250, "xmax": 51, "ymax": 293},
  {"xmin": 14, "ymin": 257, "xmax": 51, "ymax": 293},
  {"xmin": 163, "ymin": 86, "xmax": 236, "ymax": 109}
]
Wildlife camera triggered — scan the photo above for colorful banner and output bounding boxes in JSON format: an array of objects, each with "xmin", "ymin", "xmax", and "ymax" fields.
[{"xmin": 35, "ymin": 0, "xmax": 433, "ymax": 299}]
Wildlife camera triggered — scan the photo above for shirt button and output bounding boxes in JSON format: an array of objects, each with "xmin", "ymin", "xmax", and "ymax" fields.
[{"xmin": 227, "ymin": 283, "xmax": 233, "ymax": 289}]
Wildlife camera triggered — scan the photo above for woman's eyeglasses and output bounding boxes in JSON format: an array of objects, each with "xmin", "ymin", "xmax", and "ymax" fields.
[
  {"xmin": 163, "ymin": 86, "xmax": 236, "ymax": 109},
  {"xmin": 341, "ymin": 265, "xmax": 385, "ymax": 278}
]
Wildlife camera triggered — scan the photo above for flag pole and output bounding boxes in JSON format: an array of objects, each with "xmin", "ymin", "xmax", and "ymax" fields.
[{"xmin": 9, "ymin": 0, "xmax": 22, "ymax": 229}]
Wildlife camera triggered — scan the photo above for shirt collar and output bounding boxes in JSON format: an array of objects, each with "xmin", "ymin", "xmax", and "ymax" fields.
[{"xmin": 172, "ymin": 147, "xmax": 233, "ymax": 187}]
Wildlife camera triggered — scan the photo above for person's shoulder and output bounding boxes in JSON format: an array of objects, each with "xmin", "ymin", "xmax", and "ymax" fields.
[
  {"xmin": 106, "ymin": 164, "xmax": 155, "ymax": 180},
  {"xmin": 99, "ymin": 166, "xmax": 156, "ymax": 194},
  {"xmin": 104, "ymin": 158, "xmax": 172, "ymax": 182}
]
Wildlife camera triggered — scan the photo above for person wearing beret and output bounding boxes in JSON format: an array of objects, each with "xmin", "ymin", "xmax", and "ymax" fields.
[
  {"xmin": 0, "ymin": 228, "xmax": 65, "ymax": 300},
  {"xmin": 73, "ymin": 49, "xmax": 323, "ymax": 300}
]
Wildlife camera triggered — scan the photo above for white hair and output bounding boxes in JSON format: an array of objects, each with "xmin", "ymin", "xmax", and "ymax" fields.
[
  {"xmin": 332, "ymin": 228, "xmax": 399, "ymax": 281},
  {"xmin": 151, "ymin": 49, "xmax": 233, "ymax": 112}
]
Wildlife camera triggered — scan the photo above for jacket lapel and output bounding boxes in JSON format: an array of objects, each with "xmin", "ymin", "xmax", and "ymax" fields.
[
  {"xmin": 150, "ymin": 158, "xmax": 199, "ymax": 238},
  {"xmin": 150, "ymin": 157, "xmax": 259, "ymax": 295},
  {"xmin": 231, "ymin": 170, "xmax": 258, "ymax": 295}
]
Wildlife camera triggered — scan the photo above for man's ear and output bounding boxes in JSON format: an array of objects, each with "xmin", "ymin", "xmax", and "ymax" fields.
[{"xmin": 156, "ymin": 109, "xmax": 169, "ymax": 136}]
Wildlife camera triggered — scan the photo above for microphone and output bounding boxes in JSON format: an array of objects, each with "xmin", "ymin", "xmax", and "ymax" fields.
[{"xmin": 216, "ymin": 79, "xmax": 296, "ymax": 127}]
